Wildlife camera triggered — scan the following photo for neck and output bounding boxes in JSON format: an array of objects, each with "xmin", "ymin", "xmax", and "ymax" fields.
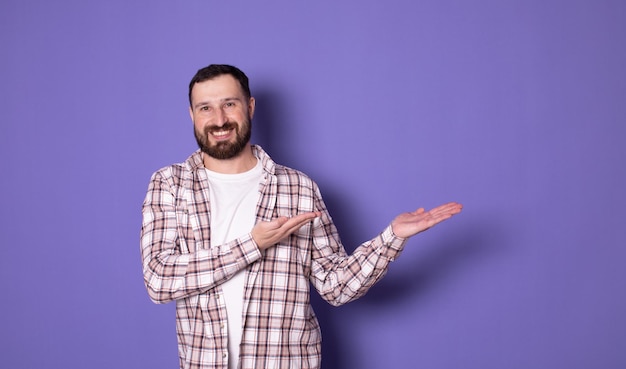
[{"xmin": 202, "ymin": 144, "xmax": 257, "ymax": 174}]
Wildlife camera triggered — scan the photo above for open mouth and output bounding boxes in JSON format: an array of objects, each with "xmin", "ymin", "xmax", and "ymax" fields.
[
  {"xmin": 211, "ymin": 128, "xmax": 233, "ymax": 140},
  {"xmin": 208, "ymin": 122, "xmax": 236, "ymax": 141}
]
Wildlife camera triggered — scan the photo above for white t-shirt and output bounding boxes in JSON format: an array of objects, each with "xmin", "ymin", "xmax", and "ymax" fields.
[{"xmin": 204, "ymin": 160, "xmax": 262, "ymax": 369}]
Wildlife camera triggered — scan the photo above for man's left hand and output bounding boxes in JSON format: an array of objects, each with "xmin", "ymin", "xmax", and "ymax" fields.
[{"xmin": 391, "ymin": 202, "xmax": 463, "ymax": 239}]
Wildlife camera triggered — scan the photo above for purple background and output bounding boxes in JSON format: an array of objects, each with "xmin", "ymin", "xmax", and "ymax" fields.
[{"xmin": 1, "ymin": 1, "xmax": 625, "ymax": 368}]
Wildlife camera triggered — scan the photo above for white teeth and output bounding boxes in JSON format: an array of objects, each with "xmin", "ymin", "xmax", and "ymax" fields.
[{"xmin": 212, "ymin": 130, "xmax": 230, "ymax": 137}]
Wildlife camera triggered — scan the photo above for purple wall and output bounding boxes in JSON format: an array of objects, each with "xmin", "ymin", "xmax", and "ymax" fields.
[{"xmin": 1, "ymin": 1, "xmax": 625, "ymax": 368}]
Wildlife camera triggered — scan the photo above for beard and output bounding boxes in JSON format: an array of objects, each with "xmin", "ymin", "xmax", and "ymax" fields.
[{"xmin": 194, "ymin": 118, "xmax": 252, "ymax": 160}]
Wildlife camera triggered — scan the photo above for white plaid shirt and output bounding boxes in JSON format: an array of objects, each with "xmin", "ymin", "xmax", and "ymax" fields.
[{"xmin": 140, "ymin": 145, "xmax": 406, "ymax": 369}]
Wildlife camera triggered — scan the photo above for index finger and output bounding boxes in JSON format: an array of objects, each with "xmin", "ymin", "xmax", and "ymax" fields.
[
  {"xmin": 276, "ymin": 212, "xmax": 320, "ymax": 237},
  {"xmin": 281, "ymin": 211, "xmax": 319, "ymax": 227}
]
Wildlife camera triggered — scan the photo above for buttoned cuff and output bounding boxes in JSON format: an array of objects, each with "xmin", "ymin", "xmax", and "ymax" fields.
[
  {"xmin": 238, "ymin": 233, "xmax": 263, "ymax": 264},
  {"xmin": 377, "ymin": 224, "xmax": 407, "ymax": 261}
]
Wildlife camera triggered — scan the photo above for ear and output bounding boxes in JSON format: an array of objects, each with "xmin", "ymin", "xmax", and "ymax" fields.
[
  {"xmin": 189, "ymin": 106, "xmax": 194, "ymax": 122},
  {"xmin": 248, "ymin": 97, "xmax": 256, "ymax": 120}
]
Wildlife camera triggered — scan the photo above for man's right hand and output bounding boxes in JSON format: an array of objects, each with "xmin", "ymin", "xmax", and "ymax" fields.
[{"xmin": 251, "ymin": 211, "xmax": 321, "ymax": 250}]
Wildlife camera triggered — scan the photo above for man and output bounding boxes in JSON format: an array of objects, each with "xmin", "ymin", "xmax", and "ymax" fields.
[{"xmin": 140, "ymin": 64, "xmax": 462, "ymax": 369}]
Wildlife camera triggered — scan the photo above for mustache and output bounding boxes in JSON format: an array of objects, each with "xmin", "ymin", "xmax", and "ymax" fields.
[{"xmin": 205, "ymin": 121, "xmax": 237, "ymax": 134}]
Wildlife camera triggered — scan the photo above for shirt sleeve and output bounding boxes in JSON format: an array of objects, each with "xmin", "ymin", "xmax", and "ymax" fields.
[
  {"xmin": 308, "ymin": 185, "xmax": 408, "ymax": 307},
  {"xmin": 140, "ymin": 170, "xmax": 262, "ymax": 304}
]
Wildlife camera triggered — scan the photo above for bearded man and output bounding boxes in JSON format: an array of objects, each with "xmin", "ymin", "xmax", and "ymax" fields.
[{"xmin": 140, "ymin": 64, "xmax": 462, "ymax": 369}]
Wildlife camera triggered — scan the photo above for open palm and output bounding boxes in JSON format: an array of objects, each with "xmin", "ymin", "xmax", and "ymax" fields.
[{"xmin": 391, "ymin": 202, "xmax": 463, "ymax": 238}]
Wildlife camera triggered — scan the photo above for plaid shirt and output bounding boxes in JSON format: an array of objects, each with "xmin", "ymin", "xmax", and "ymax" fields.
[{"xmin": 140, "ymin": 145, "xmax": 407, "ymax": 369}]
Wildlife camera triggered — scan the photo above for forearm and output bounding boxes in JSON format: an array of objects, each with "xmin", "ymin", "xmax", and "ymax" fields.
[
  {"xmin": 141, "ymin": 230, "xmax": 261, "ymax": 304},
  {"xmin": 140, "ymin": 171, "xmax": 262, "ymax": 303},
  {"xmin": 312, "ymin": 222, "xmax": 407, "ymax": 306}
]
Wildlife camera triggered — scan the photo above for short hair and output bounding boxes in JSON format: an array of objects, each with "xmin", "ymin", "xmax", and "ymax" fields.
[{"xmin": 188, "ymin": 64, "xmax": 251, "ymax": 106}]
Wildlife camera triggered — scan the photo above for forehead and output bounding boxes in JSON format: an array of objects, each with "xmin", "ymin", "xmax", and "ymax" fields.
[{"xmin": 190, "ymin": 74, "xmax": 245, "ymax": 104}]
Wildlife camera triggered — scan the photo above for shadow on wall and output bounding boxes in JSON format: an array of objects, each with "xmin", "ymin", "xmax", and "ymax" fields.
[
  {"xmin": 251, "ymin": 88, "xmax": 504, "ymax": 369},
  {"xmin": 316, "ymin": 206, "xmax": 505, "ymax": 368},
  {"xmin": 252, "ymin": 88, "xmax": 354, "ymax": 369},
  {"xmin": 310, "ymin": 189, "xmax": 360, "ymax": 369},
  {"xmin": 251, "ymin": 88, "xmax": 300, "ymax": 168},
  {"xmin": 361, "ymin": 217, "xmax": 505, "ymax": 305}
]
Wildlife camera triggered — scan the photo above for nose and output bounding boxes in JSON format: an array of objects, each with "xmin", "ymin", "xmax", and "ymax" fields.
[{"xmin": 214, "ymin": 107, "xmax": 227, "ymax": 126}]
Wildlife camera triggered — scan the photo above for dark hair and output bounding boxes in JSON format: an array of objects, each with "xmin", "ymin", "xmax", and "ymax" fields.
[{"xmin": 188, "ymin": 64, "xmax": 251, "ymax": 106}]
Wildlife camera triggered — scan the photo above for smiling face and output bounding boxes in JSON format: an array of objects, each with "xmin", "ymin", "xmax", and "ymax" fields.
[{"xmin": 189, "ymin": 74, "xmax": 256, "ymax": 160}]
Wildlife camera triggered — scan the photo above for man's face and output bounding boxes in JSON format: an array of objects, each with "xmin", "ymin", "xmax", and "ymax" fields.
[{"xmin": 189, "ymin": 74, "xmax": 255, "ymax": 160}]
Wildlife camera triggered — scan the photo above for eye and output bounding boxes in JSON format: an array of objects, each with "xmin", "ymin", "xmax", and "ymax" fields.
[{"xmin": 224, "ymin": 102, "xmax": 235, "ymax": 108}]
